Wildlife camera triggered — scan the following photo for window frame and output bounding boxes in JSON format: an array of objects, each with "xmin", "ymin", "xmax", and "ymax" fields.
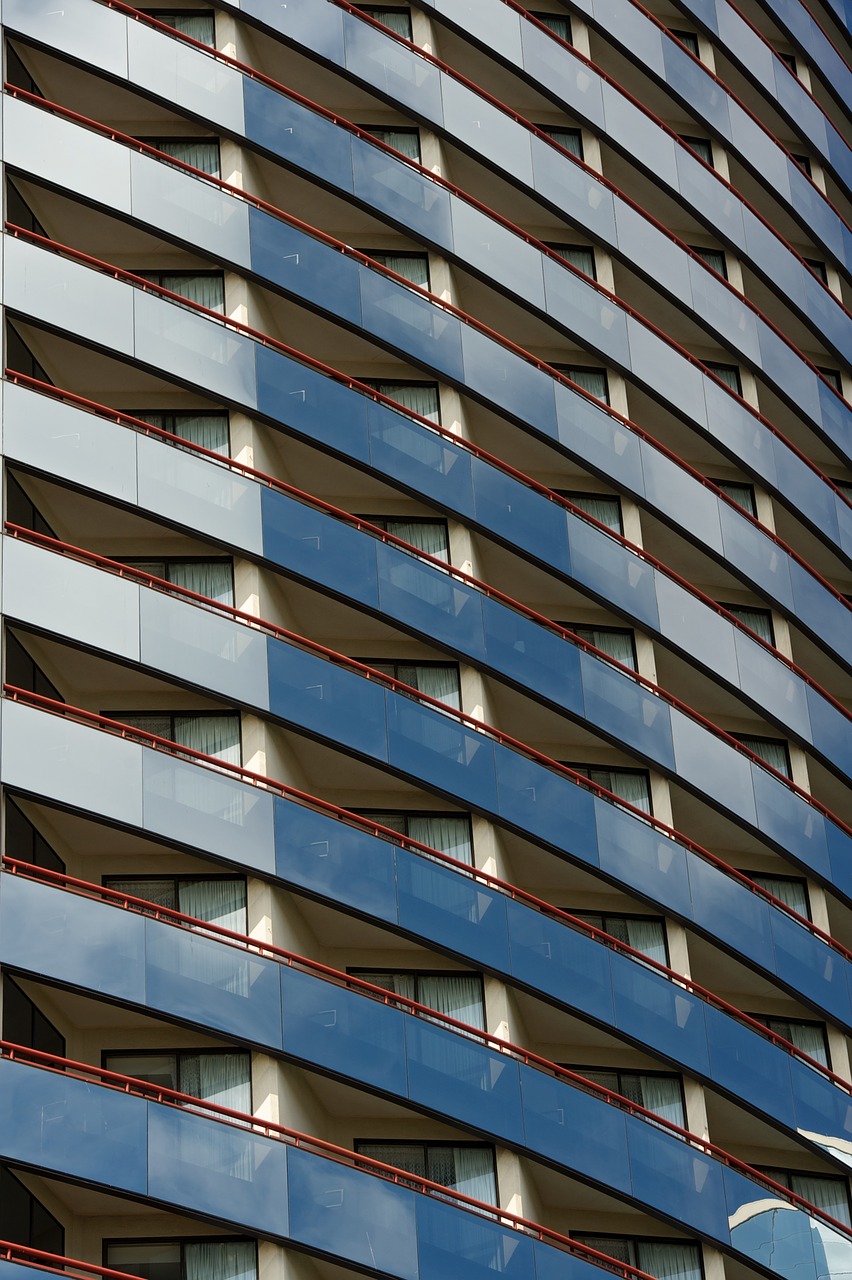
[
  {"xmin": 567, "ymin": 909, "xmax": 669, "ymax": 964},
  {"xmin": 104, "ymin": 1237, "xmax": 257, "ymax": 1280},
  {"xmin": 98, "ymin": 710, "xmax": 243, "ymax": 763},
  {"xmin": 101, "ymin": 1045, "xmax": 253, "ymax": 1109},
  {"xmin": 572, "ymin": 1234, "xmax": 704, "ymax": 1280},
  {"xmin": 126, "ymin": 409, "xmax": 231, "ymax": 454},
  {"xmin": 748, "ymin": 1014, "xmax": 831, "ymax": 1067},
  {"xmin": 562, "ymin": 1063, "xmax": 686, "ymax": 1123},
  {"xmin": 560, "ymin": 622, "xmax": 637, "ymax": 671},
  {"xmin": 353, "ymin": 1138, "xmax": 498, "ymax": 1198},
  {"xmin": 739, "ymin": 871, "xmax": 811, "ymax": 918}
]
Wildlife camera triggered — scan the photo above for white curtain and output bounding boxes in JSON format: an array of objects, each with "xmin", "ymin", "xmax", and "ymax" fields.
[
  {"xmin": 173, "ymin": 412, "xmax": 230, "ymax": 454},
  {"xmin": 706, "ymin": 361, "xmax": 741, "ymax": 392},
  {"xmin": 738, "ymin": 735, "xmax": 791, "ymax": 777},
  {"xmin": 181, "ymin": 1051, "xmax": 252, "ymax": 1114},
  {"xmin": 590, "ymin": 768, "xmax": 652, "ymax": 814},
  {"xmin": 445, "ymin": 1147, "xmax": 496, "ymax": 1203},
  {"xmin": 417, "ymin": 974, "xmax": 485, "ymax": 1029},
  {"xmin": 566, "ymin": 492, "xmax": 621, "ymax": 530},
  {"xmin": 408, "ymin": 814, "xmax": 473, "ymax": 864},
  {"xmin": 770, "ymin": 1019, "xmax": 829, "ymax": 1067},
  {"xmin": 178, "ymin": 877, "xmax": 247, "ymax": 931},
  {"xmin": 637, "ymin": 1243, "xmax": 702, "ymax": 1280},
  {"xmin": 625, "ymin": 917, "xmax": 668, "ymax": 965},
  {"xmin": 372, "ymin": 252, "xmax": 430, "ymax": 286},
  {"xmin": 169, "ymin": 559, "xmax": 234, "ymax": 605},
  {"xmin": 370, "ymin": 128, "xmax": 421, "ymax": 161},
  {"xmin": 156, "ymin": 138, "xmax": 221, "ymax": 176},
  {"xmin": 551, "ymin": 244, "xmax": 595, "ymax": 276},
  {"xmin": 184, "ymin": 1241, "xmax": 256, "ymax": 1280},
  {"xmin": 683, "ymin": 136, "xmax": 714, "ymax": 165},
  {"xmin": 175, "ymin": 714, "xmax": 241, "ymax": 765},
  {"xmin": 165, "ymin": 13, "xmax": 216, "ymax": 45},
  {"xmin": 573, "ymin": 626, "xmax": 636, "ymax": 668},
  {"xmin": 376, "ymin": 381, "xmax": 440, "ymax": 423},
  {"xmin": 716, "ymin": 480, "xmax": 757, "ymax": 516},
  {"xmin": 115, "ymin": 712, "xmax": 174, "ymax": 741},
  {"xmin": 692, "ymin": 247, "xmax": 726, "ymax": 277},
  {"xmin": 537, "ymin": 14, "xmax": 572, "ymax": 40},
  {"xmin": 726, "ymin": 606, "xmax": 774, "ymax": 644},
  {"xmin": 635, "ymin": 1074, "xmax": 685, "ymax": 1127},
  {"xmin": 561, "ymin": 367, "xmax": 610, "ymax": 403},
  {"xmin": 543, "ymin": 127, "xmax": 583, "ymax": 158},
  {"xmin": 399, "ymin": 663, "xmax": 461, "ymax": 709},
  {"xmin": 161, "ymin": 273, "xmax": 225, "ymax": 313},
  {"xmin": 790, "ymin": 1174, "xmax": 851, "ymax": 1226},
  {"xmin": 751, "ymin": 874, "xmax": 809, "ymax": 917},
  {"xmin": 357, "ymin": 970, "xmax": 418, "ymax": 1001},
  {"xmin": 362, "ymin": 7, "xmax": 413, "ymax": 37},
  {"xmin": 384, "ymin": 520, "xmax": 449, "ymax": 561},
  {"xmin": 106, "ymin": 877, "xmax": 177, "ymax": 912}
]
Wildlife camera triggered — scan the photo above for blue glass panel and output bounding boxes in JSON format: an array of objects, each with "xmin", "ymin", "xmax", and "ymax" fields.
[
  {"xmin": 613, "ymin": 201, "xmax": 693, "ymax": 303},
  {"xmin": 481, "ymin": 596, "xmax": 584, "ymax": 717},
  {"xmin": 579, "ymin": 649, "xmax": 675, "ymax": 768},
  {"xmin": 759, "ymin": 327, "xmax": 821, "ymax": 421},
  {"xmin": 669, "ymin": 711, "xmax": 757, "ymax": 825},
  {"xmin": 386, "ymin": 694, "xmax": 498, "ymax": 809},
  {"xmin": 773, "ymin": 442, "xmax": 843, "ymax": 556},
  {"xmin": 396, "ymin": 846, "xmax": 510, "ymax": 971},
  {"xmin": 724, "ymin": 1165, "xmax": 822, "ymax": 1280},
  {"xmin": 742, "ymin": 209, "xmax": 806, "ymax": 312},
  {"xmin": 267, "ymin": 636, "xmax": 389, "ymax": 761},
  {"xmin": 249, "ymin": 207, "xmax": 363, "ymax": 325},
  {"xmin": 144, "ymin": 918, "xmax": 284, "ymax": 1047},
  {"xmin": 827, "ymin": 818, "xmax": 852, "ymax": 912},
  {"xmin": 805, "ymin": 686, "xmax": 849, "ymax": 778},
  {"xmin": 506, "ymin": 897, "xmax": 614, "ymax": 1020},
  {"xmin": 703, "ymin": 379, "xmax": 778, "ymax": 486},
  {"xmin": 789, "ymin": 1058, "xmax": 852, "ymax": 1159},
  {"xmin": 460, "ymin": 326, "xmax": 557, "ymax": 438},
  {"xmin": 541, "ymin": 257, "xmax": 630, "ymax": 366},
  {"xmin": 416, "ymin": 1194, "xmax": 535, "ymax": 1280},
  {"xmin": 626, "ymin": 1111, "xmax": 728, "ymax": 1236},
  {"xmin": 0, "ymin": 1057, "xmax": 147, "ymax": 1193},
  {"xmin": 555, "ymin": 386, "xmax": 645, "ymax": 495},
  {"xmin": 665, "ymin": 42, "xmax": 731, "ymax": 135},
  {"xmin": 288, "ymin": 1145, "xmax": 419, "ymax": 1279},
  {"xmin": 731, "ymin": 632, "xmax": 813, "ymax": 743},
  {"xmin": 406, "ymin": 1019, "xmax": 524, "ymax": 1140},
  {"xmin": 352, "ymin": 132, "xmax": 455, "ymax": 246},
  {"xmin": 261, "ymin": 486, "xmax": 380, "ymax": 608},
  {"xmin": 718, "ymin": 501, "xmax": 794, "ymax": 610},
  {"xmin": 533, "ymin": 1240, "xmax": 618, "ymax": 1280},
  {"xmin": 255, "ymin": 344, "xmax": 371, "ymax": 463},
  {"xmin": 522, "ymin": 19, "xmax": 610, "ymax": 119},
  {"xmin": 359, "ymin": 266, "xmax": 465, "ymax": 379},
  {"xmin": 367, "ymin": 399, "xmax": 475, "ymax": 512},
  {"xmin": 519, "ymin": 1064, "xmax": 631, "ymax": 1192},
  {"xmin": 471, "ymin": 458, "xmax": 571, "ymax": 575},
  {"xmin": 594, "ymin": 800, "xmax": 694, "ymax": 919},
  {"xmin": 375, "ymin": 540, "xmax": 487, "ymax": 659},
  {"xmin": 685, "ymin": 855, "xmax": 772, "ymax": 970},
  {"xmin": 688, "ymin": 259, "xmax": 760, "ymax": 361},
  {"xmin": 449, "ymin": 196, "xmax": 546, "ymax": 311},
  {"xmin": 241, "ymin": 0, "xmax": 346, "ymax": 59},
  {"xmin": 816, "ymin": 381, "xmax": 852, "ymax": 477},
  {"xmin": 442, "ymin": 75, "xmax": 534, "ymax": 188},
  {"xmin": 494, "ymin": 749, "xmax": 599, "ymax": 866},
  {"xmin": 704, "ymin": 1002, "xmax": 795, "ymax": 1121},
  {"xmin": 244, "ymin": 76, "xmax": 353, "ymax": 191},
  {"xmin": 603, "ymin": 84, "xmax": 679, "ymax": 189},
  {"xmin": 787, "ymin": 564, "xmax": 852, "ymax": 668},
  {"xmin": 0, "ymin": 874, "xmax": 146, "ymax": 1003},
  {"xmin": 282, "ymin": 966, "xmax": 409, "ymax": 1095},
  {"xmin": 531, "ymin": 135, "xmax": 618, "ymax": 244},
  {"xmin": 628, "ymin": 327, "xmax": 711, "ymax": 429},
  {"xmin": 769, "ymin": 907, "xmax": 850, "ymax": 1025},
  {"xmin": 148, "ymin": 1103, "xmax": 288, "ymax": 1234},
  {"xmin": 342, "ymin": 11, "xmax": 444, "ymax": 119},
  {"xmin": 274, "ymin": 797, "xmax": 399, "ymax": 923},
  {"xmin": 612, "ymin": 954, "xmax": 711, "ymax": 1074},
  {"xmin": 566, "ymin": 518, "xmax": 660, "ymax": 629},
  {"xmin": 751, "ymin": 763, "xmax": 832, "ymax": 880}
]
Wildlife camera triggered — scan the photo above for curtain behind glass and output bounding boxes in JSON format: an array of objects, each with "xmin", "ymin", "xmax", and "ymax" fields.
[
  {"xmin": 104, "ymin": 1052, "xmax": 178, "ymax": 1091},
  {"xmin": 542, "ymin": 127, "xmax": 583, "ymax": 158},
  {"xmin": 706, "ymin": 361, "xmax": 741, "ymax": 393},
  {"xmin": 444, "ymin": 1146, "xmax": 496, "ymax": 1202},
  {"xmin": 572, "ymin": 626, "xmax": 636, "ymax": 668},
  {"xmin": 178, "ymin": 877, "xmax": 247, "ymax": 931},
  {"xmin": 564, "ymin": 492, "xmax": 621, "ymax": 531},
  {"xmin": 164, "ymin": 13, "xmax": 216, "ymax": 45},
  {"xmin": 113, "ymin": 712, "xmax": 173, "ymax": 740},
  {"xmin": 361, "ymin": 8, "xmax": 414, "ymax": 38},
  {"xmin": 181, "ymin": 1051, "xmax": 252, "ymax": 1113},
  {"xmin": 715, "ymin": 480, "xmax": 757, "ymax": 516},
  {"xmin": 156, "ymin": 138, "xmax": 221, "ymax": 176},
  {"xmin": 692, "ymin": 246, "xmax": 727, "ymax": 277},
  {"xmin": 590, "ymin": 768, "xmax": 652, "ymax": 813},
  {"xmin": 634, "ymin": 1074, "xmax": 685, "ymax": 1126},
  {"xmin": 161, "ymin": 273, "xmax": 225, "ymax": 313},
  {"xmin": 357, "ymin": 970, "xmax": 418, "ymax": 1001},
  {"xmin": 725, "ymin": 605, "xmax": 774, "ymax": 645},
  {"xmin": 790, "ymin": 1174, "xmax": 851, "ymax": 1226},
  {"xmin": 106, "ymin": 877, "xmax": 177, "ymax": 912},
  {"xmin": 107, "ymin": 1244, "xmax": 181, "ymax": 1280},
  {"xmin": 534, "ymin": 13, "xmax": 572, "ymax": 40},
  {"xmin": 169, "ymin": 559, "xmax": 234, "ymax": 605},
  {"xmin": 173, "ymin": 412, "xmax": 230, "ymax": 454},
  {"xmin": 636, "ymin": 1242, "xmax": 702, "ymax": 1280},
  {"xmin": 184, "ymin": 1242, "xmax": 256, "ymax": 1280},
  {"xmin": 385, "ymin": 520, "xmax": 449, "ymax": 561},
  {"xmin": 397, "ymin": 663, "xmax": 460, "ymax": 709},
  {"xmin": 371, "ymin": 252, "xmax": 430, "ymax": 286},
  {"xmin": 417, "ymin": 974, "xmax": 485, "ymax": 1029},
  {"xmin": 551, "ymin": 244, "xmax": 595, "ymax": 276},
  {"xmin": 369, "ymin": 129, "xmax": 421, "ymax": 161},
  {"xmin": 357, "ymin": 1142, "xmax": 426, "ymax": 1180},
  {"xmin": 624, "ymin": 917, "xmax": 667, "ymax": 965},
  {"xmin": 737, "ymin": 735, "xmax": 791, "ymax": 777},
  {"xmin": 751, "ymin": 874, "xmax": 809, "ymax": 917},
  {"xmin": 408, "ymin": 815, "xmax": 473, "ymax": 864},
  {"xmin": 376, "ymin": 381, "xmax": 440, "ymax": 422},
  {"xmin": 767, "ymin": 1019, "xmax": 829, "ymax": 1066},
  {"xmin": 175, "ymin": 714, "xmax": 241, "ymax": 765}
]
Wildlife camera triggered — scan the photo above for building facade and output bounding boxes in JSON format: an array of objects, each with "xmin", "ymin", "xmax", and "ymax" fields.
[{"xmin": 0, "ymin": 1, "xmax": 849, "ymax": 1278}]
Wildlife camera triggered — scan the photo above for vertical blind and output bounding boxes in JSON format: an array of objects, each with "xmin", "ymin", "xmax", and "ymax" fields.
[{"xmin": 369, "ymin": 381, "xmax": 440, "ymax": 422}]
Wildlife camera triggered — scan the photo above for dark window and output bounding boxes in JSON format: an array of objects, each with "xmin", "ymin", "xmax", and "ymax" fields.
[
  {"xmin": 777, "ymin": 51, "xmax": 798, "ymax": 73},
  {"xmin": 569, "ymin": 912, "xmax": 667, "ymax": 964},
  {"xmin": 103, "ymin": 1048, "xmax": 252, "ymax": 1111},
  {"xmin": 142, "ymin": 10, "xmax": 216, "ymax": 44},
  {"xmin": 532, "ymin": 13, "xmax": 573, "ymax": 41},
  {"xmin": 750, "ymin": 1016, "xmax": 830, "ymax": 1067},
  {"xmin": 0, "ymin": 1167, "xmax": 64, "ymax": 1254},
  {"xmin": 562, "ymin": 625, "xmax": 637, "ymax": 669},
  {"xmin": 358, "ymin": 810, "xmax": 473, "ymax": 863},
  {"xmin": 2, "ymin": 977, "xmax": 65, "ymax": 1058},
  {"xmin": 99, "ymin": 711, "xmax": 242, "ymax": 765},
  {"xmin": 106, "ymin": 1239, "xmax": 256, "ymax": 1280},
  {"xmin": 710, "ymin": 479, "xmax": 757, "ymax": 517},
  {"xmin": 128, "ymin": 409, "xmax": 230, "ymax": 455},
  {"xmin": 6, "ymin": 180, "xmax": 47, "ymax": 238},
  {"xmin": 705, "ymin": 361, "xmax": 742, "ymax": 394},
  {"xmin": 103, "ymin": 873, "xmax": 247, "ymax": 931},
  {"xmin": 559, "ymin": 491, "xmax": 622, "ymax": 532},
  {"xmin": 360, "ymin": 660, "xmax": 461, "ymax": 709},
  {"xmin": 5, "ymin": 44, "xmax": 43, "ymax": 97},
  {"xmin": 366, "ymin": 250, "xmax": 430, "ymax": 287},
  {"xmin": 818, "ymin": 367, "xmax": 843, "ymax": 393},
  {"xmin": 806, "ymin": 259, "xmax": 828, "ymax": 285},
  {"xmin": 357, "ymin": 6, "xmax": 413, "ymax": 38},
  {"xmin": 742, "ymin": 872, "xmax": 810, "ymax": 918},
  {"xmin": 540, "ymin": 126, "xmax": 584, "ymax": 159},
  {"xmin": 670, "ymin": 29, "xmax": 700, "ymax": 56},
  {"xmin": 362, "ymin": 126, "xmax": 421, "ymax": 162},
  {"xmin": 6, "ymin": 325, "xmax": 51, "ymax": 387},
  {"xmin": 792, "ymin": 153, "xmax": 812, "ymax": 177},
  {"xmin": 355, "ymin": 1140, "xmax": 497, "ymax": 1201},
  {"xmin": 573, "ymin": 1237, "xmax": 703, "ymax": 1280},
  {"xmin": 680, "ymin": 135, "xmax": 713, "ymax": 165},
  {"xmin": 547, "ymin": 243, "xmax": 596, "ymax": 278},
  {"xmin": 139, "ymin": 136, "xmax": 220, "ymax": 176},
  {"xmin": 565, "ymin": 1066, "xmax": 685, "ymax": 1125},
  {"xmin": 690, "ymin": 245, "xmax": 727, "ymax": 279},
  {"xmin": 719, "ymin": 603, "xmax": 775, "ymax": 645},
  {"xmin": 754, "ymin": 1169, "xmax": 850, "ymax": 1225},
  {"xmin": 733, "ymin": 734, "xmax": 791, "ymax": 778},
  {"xmin": 565, "ymin": 764, "xmax": 653, "ymax": 814},
  {"xmin": 5, "ymin": 632, "xmax": 63, "ymax": 703},
  {"xmin": 122, "ymin": 557, "xmax": 234, "ymax": 606},
  {"xmin": 360, "ymin": 380, "xmax": 440, "ymax": 423},
  {"xmin": 554, "ymin": 366, "xmax": 610, "ymax": 403},
  {"xmin": 359, "ymin": 516, "xmax": 449, "ymax": 561},
  {"xmin": 5, "ymin": 798, "xmax": 65, "ymax": 872},
  {"xmin": 5, "ymin": 473, "xmax": 55, "ymax": 539},
  {"xmin": 350, "ymin": 969, "xmax": 485, "ymax": 1028},
  {"xmin": 136, "ymin": 271, "xmax": 225, "ymax": 314}
]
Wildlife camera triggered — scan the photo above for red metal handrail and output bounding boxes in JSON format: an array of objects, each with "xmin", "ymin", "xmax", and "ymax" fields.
[
  {"xmin": 1, "ymin": 919, "xmax": 850, "ymax": 1241},
  {"xmin": 5, "ymin": 687, "xmax": 851, "ymax": 1087},
  {"xmin": 8, "ymin": 374, "xmax": 850, "ymax": 734},
  {"xmin": 5, "ymin": 219, "xmax": 850, "ymax": 628},
  {"xmin": 8, "ymin": 521, "xmax": 851, "ymax": 865},
  {"xmin": 0, "ymin": 1242, "xmax": 146, "ymax": 1280}
]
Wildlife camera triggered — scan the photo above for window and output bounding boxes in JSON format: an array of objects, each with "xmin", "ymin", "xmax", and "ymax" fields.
[
  {"xmin": 554, "ymin": 366, "xmax": 610, "ymax": 403},
  {"xmin": 144, "ymin": 10, "xmax": 216, "ymax": 44},
  {"xmin": 5, "ymin": 798, "xmax": 65, "ymax": 873},
  {"xmin": 358, "ymin": 810, "xmax": 473, "ymax": 864},
  {"xmin": 7, "ymin": 180, "xmax": 47, "ymax": 239},
  {"xmin": 6, "ymin": 326, "xmax": 51, "ymax": 389},
  {"xmin": 366, "ymin": 250, "xmax": 430, "ymax": 287},
  {"xmin": 807, "ymin": 259, "xmax": 829, "ymax": 285},
  {"xmin": 670, "ymin": 29, "xmax": 700, "ymax": 56},
  {"xmin": 777, "ymin": 51, "xmax": 798, "ymax": 73},
  {"xmin": 532, "ymin": 13, "xmax": 573, "ymax": 42},
  {"xmin": 562, "ymin": 625, "xmax": 637, "ymax": 670},
  {"xmin": 559, "ymin": 491, "xmax": 622, "ymax": 533},
  {"xmin": 355, "ymin": 1141, "xmax": 497, "ymax": 1202},
  {"xmin": 705, "ymin": 361, "xmax": 742, "ymax": 394},
  {"xmin": 350, "ymin": 969, "xmax": 485, "ymax": 1029},
  {"xmin": 818, "ymin": 367, "xmax": 843, "ymax": 393},
  {"xmin": 362, "ymin": 660, "xmax": 461, "ymax": 709},
  {"xmin": 361, "ymin": 380, "xmax": 440, "ymax": 423},
  {"xmin": 548, "ymin": 243, "xmax": 596, "ymax": 279},
  {"xmin": 719, "ymin": 603, "xmax": 775, "ymax": 645},
  {"xmin": 363, "ymin": 126, "xmax": 421, "ymax": 162},
  {"xmin": 106, "ymin": 1240, "xmax": 256, "ymax": 1280},
  {"xmin": 540, "ymin": 126, "xmax": 584, "ymax": 159},
  {"xmin": 570, "ymin": 912, "xmax": 667, "ymax": 965},
  {"xmin": 0, "ymin": 1168, "xmax": 64, "ymax": 1254},
  {"xmin": 751, "ymin": 1016, "xmax": 830, "ymax": 1067},
  {"xmin": 103, "ymin": 1049, "xmax": 252, "ymax": 1112},
  {"xmin": 566, "ymin": 1067, "xmax": 685, "ymax": 1126},
  {"xmin": 6, "ymin": 472, "xmax": 54, "ymax": 539},
  {"xmin": 101, "ymin": 711, "xmax": 242, "ymax": 765},
  {"xmin": 123, "ymin": 557, "xmax": 234, "ymax": 606},
  {"xmin": 711, "ymin": 479, "xmax": 757, "ymax": 517},
  {"xmin": 566, "ymin": 765, "xmax": 653, "ymax": 814},
  {"xmin": 140, "ymin": 136, "xmax": 221, "ymax": 176},
  {"xmin": 680, "ymin": 135, "xmax": 713, "ymax": 166},
  {"xmin": 733, "ymin": 734, "xmax": 791, "ymax": 778},
  {"xmin": 357, "ymin": 6, "xmax": 413, "ymax": 38},
  {"xmin": 744, "ymin": 873, "xmax": 810, "ymax": 918},
  {"xmin": 754, "ymin": 1169, "xmax": 851, "ymax": 1226},
  {"xmin": 103, "ymin": 873, "xmax": 247, "ymax": 931},
  {"xmin": 792, "ymin": 153, "xmax": 812, "ymax": 177},
  {"xmin": 130, "ymin": 409, "xmax": 230, "ymax": 455},
  {"xmin": 3, "ymin": 976, "xmax": 65, "ymax": 1058},
  {"xmin": 690, "ymin": 245, "xmax": 727, "ymax": 279},
  {"xmin": 137, "ymin": 271, "xmax": 225, "ymax": 314},
  {"xmin": 6, "ymin": 632, "xmax": 62, "ymax": 703},
  {"xmin": 573, "ymin": 1237, "xmax": 702, "ymax": 1280},
  {"xmin": 361, "ymin": 516, "xmax": 450, "ymax": 561}
]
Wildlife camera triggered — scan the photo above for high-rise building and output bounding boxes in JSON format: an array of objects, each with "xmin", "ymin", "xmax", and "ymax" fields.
[{"xmin": 0, "ymin": 1, "xmax": 849, "ymax": 1278}]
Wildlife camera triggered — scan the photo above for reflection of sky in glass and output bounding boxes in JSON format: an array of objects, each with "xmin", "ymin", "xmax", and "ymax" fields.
[
  {"xmin": 799, "ymin": 1130, "xmax": 852, "ymax": 1171},
  {"xmin": 728, "ymin": 1198, "xmax": 852, "ymax": 1280}
]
